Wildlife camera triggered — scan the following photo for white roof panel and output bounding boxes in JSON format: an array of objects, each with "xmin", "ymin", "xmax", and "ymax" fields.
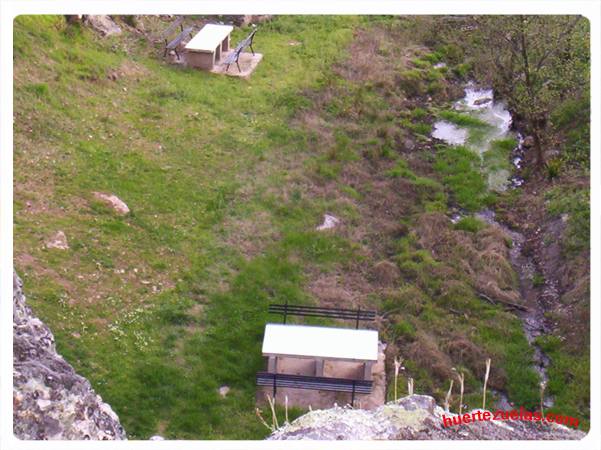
[
  {"xmin": 185, "ymin": 24, "xmax": 233, "ymax": 53},
  {"xmin": 262, "ymin": 323, "xmax": 378, "ymax": 361}
]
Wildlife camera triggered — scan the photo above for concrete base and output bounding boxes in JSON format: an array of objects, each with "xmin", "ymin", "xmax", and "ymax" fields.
[
  {"xmin": 256, "ymin": 342, "xmax": 386, "ymax": 411},
  {"xmin": 211, "ymin": 52, "xmax": 263, "ymax": 79},
  {"xmin": 185, "ymin": 51, "xmax": 215, "ymax": 70}
]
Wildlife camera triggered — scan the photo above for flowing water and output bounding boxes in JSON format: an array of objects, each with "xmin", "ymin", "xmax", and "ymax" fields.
[
  {"xmin": 432, "ymin": 83, "xmax": 517, "ymax": 192},
  {"xmin": 433, "ymin": 84, "xmax": 552, "ymax": 408}
]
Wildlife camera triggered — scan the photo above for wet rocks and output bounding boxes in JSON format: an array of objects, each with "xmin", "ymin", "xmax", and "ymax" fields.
[
  {"xmin": 93, "ymin": 192, "xmax": 130, "ymax": 215},
  {"xmin": 13, "ymin": 272, "xmax": 126, "ymax": 440},
  {"xmin": 473, "ymin": 97, "xmax": 492, "ymax": 106},
  {"xmin": 45, "ymin": 231, "xmax": 69, "ymax": 250},
  {"xmin": 269, "ymin": 394, "xmax": 585, "ymax": 440}
]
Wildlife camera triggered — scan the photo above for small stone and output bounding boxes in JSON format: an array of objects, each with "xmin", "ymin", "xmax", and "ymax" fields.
[
  {"xmin": 522, "ymin": 136, "xmax": 535, "ymax": 148},
  {"xmin": 316, "ymin": 214, "xmax": 340, "ymax": 231},
  {"xmin": 93, "ymin": 192, "xmax": 130, "ymax": 215},
  {"xmin": 218, "ymin": 385, "xmax": 230, "ymax": 398},
  {"xmin": 46, "ymin": 231, "xmax": 69, "ymax": 250},
  {"xmin": 149, "ymin": 435, "xmax": 165, "ymax": 441},
  {"xmin": 473, "ymin": 97, "xmax": 492, "ymax": 106}
]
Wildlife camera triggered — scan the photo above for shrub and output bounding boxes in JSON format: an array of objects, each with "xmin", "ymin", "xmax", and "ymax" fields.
[
  {"xmin": 453, "ymin": 63, "xmax": 471, "ymax": 79},
  {"xmin": 546, "ymin": 158, "xmax": 563, "ymax": 179}
]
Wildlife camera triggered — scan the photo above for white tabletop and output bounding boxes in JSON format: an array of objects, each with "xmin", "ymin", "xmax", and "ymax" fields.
[
  {"xmin": 262, "ymin": 323, "xmax": 379, "ymax": 362},
  {"xmin": 185, "ymin": 24, "xmax": 234, "ymax": 52}
]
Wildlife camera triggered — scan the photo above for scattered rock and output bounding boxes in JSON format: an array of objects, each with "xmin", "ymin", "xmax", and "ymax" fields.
[
  {"xmin": 45, "ymin": 231, "xmax": 69, "ymax": 250},
  {"xmin": 84, "ymin": 15, "xmax": 122, "ymax": 37},
  {"xmin": 93, "ymin": 192, "xmax": 130, "ymax": 215},
  {"xmin": 473, "ymin": 97, "xmax": 492, "ymax": 106},
  {"xmin": 269, "ymin": 394, "xmax": 585, "ymax": 440},
  {"xmin": 403, "ymin": 137, "xmax": 416, "ymax": 151},
  {"xmin": 522, "ymin": 136, "xmax": 535, "ymax": 148},
  {"xmin": 13, "ymin": 272, "xmax": 126, "ymax": 440},
  {"xmin": 107, "ymin": 70, "xmax": 120, "ymax": 81},
  {"xmin": 218, "ymin": 385, "xmax": 230, "ymax": 398},
  {"xmin": 316, "ymin": 214, "xmax": 340, "ymax": 231},
  {"xmin": 372, "ymin": 260, "xmax": 401, "ymax": 286},
  {"xmin": 227, "ymin": 15, "xmax": 273, "ymax": 26}
]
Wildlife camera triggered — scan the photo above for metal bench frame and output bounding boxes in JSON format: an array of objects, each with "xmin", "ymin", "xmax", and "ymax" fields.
[
  {"xmin": 158, "ymin": 16, "xmax": 184, "ymax": 43},
  {"xmin": 163, "ymin": 26, "xmax": 195, "ymax": 59},
  {"xmin": 223, "ymin": 28, "xmax": 258, "ymax": 72},
  {"xmin": 256, "ymin": 372, "xmax": 372, "ymax": 406},
  {"xmin": 269, "ymin": 302, "xmax": 376, "ymax": 329}
]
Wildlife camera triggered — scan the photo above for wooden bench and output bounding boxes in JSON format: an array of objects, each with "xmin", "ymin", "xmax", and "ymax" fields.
[
  {"xmin": 256, "ymin": 372, "xmax": 372, "ymax": 406},
  {"xmin": 268, "ymin": 302, "xmax": 376, "ymax": 329},
  {"xmin": 164, "ymin": 26, "xmax": 195, "ymax": 58},
  {"xmin": 222, "ymin": 28, "xmax": 258, "ymax": 72}
]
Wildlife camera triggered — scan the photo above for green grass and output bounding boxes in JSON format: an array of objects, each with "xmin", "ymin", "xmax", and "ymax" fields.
[
  {"xmin": 545, "ymin": 185, "xmax": 590, "ymax": 254},
  {"xmin": 483, "ymin": 138, "xmax": 516, "ymax": 172},
  {"xmin": 14, "ymin": 14, "xmax": 365, "ymax": 439},
  {"xmin": 434, "ymin": 145, "xmax": 493, "ymax": 211},
  {"xmin": 439, "ymin": 110, "xmax": 490, "ymax": 129},
  {"xmin": 14, "ymin": 15, "xmax": 588, "ymax": 438},
  {"xmin": 535, "ymin": 335, "xmax": 590, "ymax": 430},
  {"xmin": 454, "ymin": 216, "xmax": 485, "ymax": 233}
]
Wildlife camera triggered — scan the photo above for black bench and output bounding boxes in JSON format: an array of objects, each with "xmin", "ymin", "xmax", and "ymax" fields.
[
  {"xmin": 158, "ymin": 16, "xmax": 184, "ymax": 43},
  {"xmin": 256, "ymin": 372, "xmax": 372, "ymax": 406},
  {"xmin": 163, "ymin": 26, "xmax": 195, "ymax": 58},
  {"xmin": 222, "ymin": 28, "xmax": 258, "ymax": 72},
  {"xmin": 268, "ymin": 302, "xmax": 376, "ymax": 329}
]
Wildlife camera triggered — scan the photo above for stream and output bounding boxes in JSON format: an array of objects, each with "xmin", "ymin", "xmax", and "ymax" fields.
[{"xmin": 432, "ymin": 83, "xmax": 553, "ymax": 408}]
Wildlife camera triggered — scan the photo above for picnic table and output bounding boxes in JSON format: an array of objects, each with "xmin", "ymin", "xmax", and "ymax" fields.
[
  {"xmin": 258, "ymin": 323, "xmax": 378, "ymax": 405},
  {"xmin": 185, "ymin": 24, "xmax": 233, "ymax": 70}
]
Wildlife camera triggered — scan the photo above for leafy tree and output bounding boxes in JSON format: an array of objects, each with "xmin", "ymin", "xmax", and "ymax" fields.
[{"xmin": 469, "ymin": 15, "xmax": 589, "ymax": 169}]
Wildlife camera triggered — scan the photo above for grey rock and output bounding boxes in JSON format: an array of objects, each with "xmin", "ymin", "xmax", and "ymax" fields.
[
  {"xmin": 268, "ymin": 394, "xmax": 585, "ymax": 440},
  {"xmin": 93, "ymin": 192, "xmax": 130, "ymax": 215},
  {"xmin": 45, "ymin": 231, "xmax": 69, "ymax": 250},
  {"xmin": 84, "ymin": 16, "xmax": 122, "ymax": 37},
  {"xmin": 13, "ymin": 272, "xmax": 126, "ymax": 440}
]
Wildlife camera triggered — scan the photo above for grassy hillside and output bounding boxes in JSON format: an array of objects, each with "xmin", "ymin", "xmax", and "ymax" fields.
[
  {"xmin": 14, "ymin": 15, "xmax": 364, "ymax": 439},
  {"xmin": 14, "ymin": 15, "xmax": 589, "ymax": 438}
]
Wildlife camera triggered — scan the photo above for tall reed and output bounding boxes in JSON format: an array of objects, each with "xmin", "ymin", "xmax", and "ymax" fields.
[
  {"xmin": 444, "ymin": 379, "xmax": 454, "ymax": 412},
  {"xmin": 482, "ymin": 358, "xmax": 491, "ymax": 410}
]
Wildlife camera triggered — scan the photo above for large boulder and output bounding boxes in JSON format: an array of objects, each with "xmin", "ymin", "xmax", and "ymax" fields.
[
  {"xmin": 13, "ymin": 272, "xmax": 126, "ymax": 440},
  {"xmin": 83, "ymin": 16, "xmax": 122, "ymax": 37},
  {"xmin": 268, "ymin": 394, "xmax": 585, "ymax": 440}
]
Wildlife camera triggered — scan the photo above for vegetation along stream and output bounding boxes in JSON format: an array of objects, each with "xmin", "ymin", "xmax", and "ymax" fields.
[{"xmin": 432, "ymin": 84, "xmax": 553, "ymax": 407}]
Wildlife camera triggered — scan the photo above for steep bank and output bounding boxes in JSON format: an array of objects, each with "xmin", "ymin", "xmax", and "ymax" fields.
[{"xmin": 13, "ymin": 272, "xmax": 126, "ymax": 440}]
